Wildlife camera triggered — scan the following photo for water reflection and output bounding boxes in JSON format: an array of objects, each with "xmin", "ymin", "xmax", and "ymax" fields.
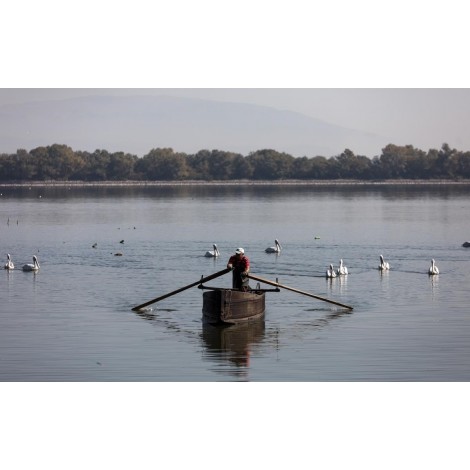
[
  {"xmin": 201, "ymin": 321, "xmax": 266, "ymax": 378},
  {"xmin": 430, "ymin": 273, "xmax": 439, "ymax": 299},
  {"xmin": 8, "ymin": 182, "xmax": 470, "ymax": 203},
  {"xmin": 325, "ymin": 274, "xmax": 348, "ymax": 294},
  {"xmin": 134, "ymin": 303, "xmax": 351, "ymax": 380},
  {"xmin": 134, "ymin": 308, "xmax": 157, "ymax": 322},
  {"xmin": 133, "ymin": 306, "xmax": 267, "ymax": 379},
  {"xmin": 379, "ymin": 269, "xmax": 390, "ymax": 280},
  {"xmin": 293, "ymin": 308, "xmax": 352, "ymax": 330},
  {"xmin": 325, "ymin": 277, "xmax": 336, "ymax": 290}
]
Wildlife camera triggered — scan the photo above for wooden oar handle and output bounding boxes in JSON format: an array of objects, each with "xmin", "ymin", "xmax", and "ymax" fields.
[
  {"xmin": 247, "ymin": 274, "xmax": 353, "ymax": 310},
  {"xmin": 132, "ymin": 267, "xmax": 231, "ymax": 311}
]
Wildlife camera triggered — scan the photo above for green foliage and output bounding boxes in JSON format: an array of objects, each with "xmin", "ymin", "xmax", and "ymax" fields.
[
  {"xmin": 1, "ymin": 143, "xmax": 470, "ymax": 182},
  {"xmin": 136, "ymin": 148, "xmax": 189, "ymax": 180},
  {"xmin": 246, "ymin": 149, "xmax": 295, "ymax": 179}
]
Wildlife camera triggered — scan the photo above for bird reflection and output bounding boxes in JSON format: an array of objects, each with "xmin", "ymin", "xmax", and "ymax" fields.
[
  {"xmin": 430, "ymin": 272, "xmax": 439, "ymax": 299},
  {"xmin": 379, "ymin": 268, "xmax": 390, "ymax": 280},
  {"xmin": 326, "ymin": 273, "xmax": 348, "ymax": 292}
]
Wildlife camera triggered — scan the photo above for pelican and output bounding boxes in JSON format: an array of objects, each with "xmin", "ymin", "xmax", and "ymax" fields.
[
  {"xmin": 205, "ymin": 244, "xmax": 220, "ymax": 257},
  {"xmin": 429, "ymin": 259, "xmax": 439, "ymax": 275},
  {"xmin": 265, "ymin": 239, "xmax": 282, "ymax": 253},
  {"xmin": 4, "ymin": 254, "xmax": 14, "ymax": 270},
  {"xmin": 326, "ymin": 264, "xmax": 337, "ymax": 278},
  {"xmin": 22, "ymin": 255, "xmax": 40, "ymax": 272},
  {"xmin": 337, "ymin": 259, "xmax": 348, "ymax": 275},
  {"xmin": 379, "ymin": 255, "xmax": 390, "ymax": 271}
]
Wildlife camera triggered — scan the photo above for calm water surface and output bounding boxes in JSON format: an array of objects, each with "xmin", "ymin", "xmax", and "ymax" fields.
[{"xmin": 1, "ymin": 184, "xmax": 470, "ymax": 381}]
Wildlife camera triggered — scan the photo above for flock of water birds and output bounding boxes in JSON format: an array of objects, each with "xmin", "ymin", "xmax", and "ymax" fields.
[
  {"xmin": 204, "ymin": 239, "xmax": 283, "ymax": 259},
  {"xmin": 203, "ymin": 239, "xmax": 444, "ymax": 277},
  {"xmin": 3, "ymin": 254, "xmax": 40, "ymax": 272},
  {"xmin": 326, "ymin": 256, "xmax": 439, "ymax": 277},
  {"xmin": 7, "ymin": 236, "xmax": 468, "ymax": 275}
]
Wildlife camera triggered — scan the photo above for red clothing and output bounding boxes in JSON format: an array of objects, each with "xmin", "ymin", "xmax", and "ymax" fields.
[
  {"xmin": 228, "ymin": 254, "xmax": 250, "ymax": 289},
  {"xmin": 227, "ymin": 254, "xmax": 250, "ymax": 273}
]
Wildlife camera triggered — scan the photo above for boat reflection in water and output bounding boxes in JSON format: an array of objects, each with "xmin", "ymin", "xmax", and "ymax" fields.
[
  {"xmin": 133, "ymin": 296, "xmax": 351, "ymax": 380},
  {"xmin": 201, "ymin": 320, "xmax": 266, "ymax": 377}
]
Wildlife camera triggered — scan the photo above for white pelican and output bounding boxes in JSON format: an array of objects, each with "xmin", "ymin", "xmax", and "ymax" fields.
[
  {"xmin": 337, "ymin": 259, "xmax": 348, "ymax": 275},
  {"xmin": 265, "ymin": 239, "xmax": 282, "ymax": 253},
  {"xmin": 205, "ymin": 244, "xmax": 220, "ymax": 257},
  {"xmin": 326, "ymin": 264, "xmax": 337, "ymax": 278},
  {"xmin": 4, "ymin": 254, "xmax": 14, "ymax": 270},
  {"xmin": 429, "ymin": 259, "xmax": 439, "ymax": 275},
  {"xmin": 22, "ymin": 255, "xmax": 40, "ymax": 272},
  {"xmin": 379, "ymin": 255, "xmax": 390, "ymax": 271}
]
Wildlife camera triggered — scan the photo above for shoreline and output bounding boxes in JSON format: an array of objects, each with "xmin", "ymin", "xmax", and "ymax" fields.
[{"xmin": 1, "ymin": 179, "xmax": 470, "ymax": 188}]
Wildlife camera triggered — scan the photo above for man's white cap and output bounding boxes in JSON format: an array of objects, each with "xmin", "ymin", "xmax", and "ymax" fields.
[{"xmin": 235, "ymin": 247, "xmax": 244, "ymax": 254}]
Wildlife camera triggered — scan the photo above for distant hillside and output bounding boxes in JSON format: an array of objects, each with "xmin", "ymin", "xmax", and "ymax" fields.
[{"xmin": 0, "ymin": 95, "xmax": 387, "ymax": 157}]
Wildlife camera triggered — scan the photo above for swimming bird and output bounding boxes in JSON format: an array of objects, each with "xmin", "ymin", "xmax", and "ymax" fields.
[
  {"xmin": 22, "ymin": 255, "xmax": 40, "ymax": 272},
  {"xmin": 379, "ymin": 255, "xmax": 390, "ymax": 271},
  {"xmin": 265, "ymin": 239, "xmax": 282, "ymax": 253},
  {"xmin": 429, "ymin": 259, "xmax": 439, "ymax": 275},
  {"xmin": 204, "ymin": 244, "xmax": 220, "ymax": 257},
  {"xmin": 4, "ymin": 254, "xmax": 14, "ymax": 270},
  {"xmin": 92, "ymin": 243, "xmax": 97, "ymax": 248},
  {"xmin": 337, "ymin": 259, "xmax": 348, "ymax": 275},
  {"xmin": 326, "ymin": 264, "xmax": 337, "ymax": 278},
  {"xmin": 462, "ymin": 241, "xmax": 470, "ymax": 248}
]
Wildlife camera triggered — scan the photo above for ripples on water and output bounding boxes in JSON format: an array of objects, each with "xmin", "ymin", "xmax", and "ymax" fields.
[
  {"xmin": 1, "ymin": 184, "xmax": 470, "ymax": 383},
  {"xmin": 2, "ymin": 183, "xmax": 469, "ymax": 469}
]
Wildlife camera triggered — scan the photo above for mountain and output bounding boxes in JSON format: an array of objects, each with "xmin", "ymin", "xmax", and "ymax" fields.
[{"xmin": 0, "ymin": 95, "xmax": 387, "ymax": 158}]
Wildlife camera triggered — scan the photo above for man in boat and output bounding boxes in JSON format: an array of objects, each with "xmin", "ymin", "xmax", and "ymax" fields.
[{"xmin": 227, "ymin": 247, "xmax": 250, "ymax": 291}]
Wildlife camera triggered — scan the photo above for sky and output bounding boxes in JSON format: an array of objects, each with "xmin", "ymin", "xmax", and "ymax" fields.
[
  {"xmin": 2, "ymin": 3, "xmax": 470, "ymax": 154},
  {"xmin": 1, "ymin": 88, "xmax": 470, "ymax": 153}
]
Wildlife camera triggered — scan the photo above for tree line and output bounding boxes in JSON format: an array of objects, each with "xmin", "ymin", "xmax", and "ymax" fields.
[{"xmin": 0, "ymin": 143, "xmax": 469, "ymax": 182}]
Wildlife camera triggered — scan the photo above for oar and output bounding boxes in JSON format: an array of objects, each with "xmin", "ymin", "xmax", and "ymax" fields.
[
  {"xmin": 247, "ymin": 273, "xmax": 354, "ymax": 310},
  {"xmin": 132, "ymin": 267, "xmax": 231, "ymax": 311}
]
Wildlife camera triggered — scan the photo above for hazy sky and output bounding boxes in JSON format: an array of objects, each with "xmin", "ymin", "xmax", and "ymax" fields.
[
  {"xmin": 1, "ymin": 88, "xmax": 470, "ymax": 152},
  {"xmin": 2, "ymin": 3, "xmax": 469, "ymax": 153}
]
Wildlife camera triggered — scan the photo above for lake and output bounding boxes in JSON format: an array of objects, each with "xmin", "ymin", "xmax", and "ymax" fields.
[
  {"xmin": 3, "ymin": 182, "xmax": 470, "ymax": 469},
  {"xmin": 1, "ymin": 182, "xmax": 470, "ymax": 382}
]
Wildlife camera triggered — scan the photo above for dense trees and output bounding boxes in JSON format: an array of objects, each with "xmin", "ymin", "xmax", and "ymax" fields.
[
  {"xmin": 1, "ymin": 143, "xmax": 469, "ymax": 182},
  {"xmin": 135, "ymin": 148, "xmax": 189, "ymax": 180}
]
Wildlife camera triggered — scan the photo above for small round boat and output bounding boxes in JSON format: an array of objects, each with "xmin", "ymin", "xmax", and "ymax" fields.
[{"xmin": 202, "ymin": 288, "xmax": 266, "ymax": 325}]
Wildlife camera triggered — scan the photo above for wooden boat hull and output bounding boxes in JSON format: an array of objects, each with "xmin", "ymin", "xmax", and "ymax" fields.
[{"xmin": 202, "ymin": 289, "xmax": 266, "ymax": 325}]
